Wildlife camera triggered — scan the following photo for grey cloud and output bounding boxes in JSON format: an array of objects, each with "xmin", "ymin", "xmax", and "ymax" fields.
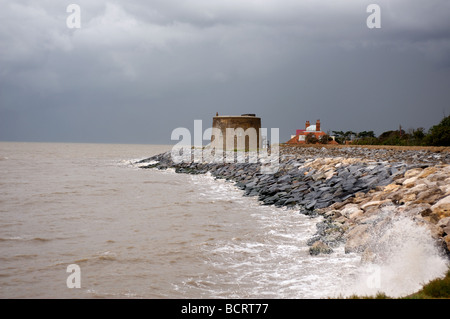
[{"xmin": 0, "ymin": 0, "xmax": 449, "ymax": 143}]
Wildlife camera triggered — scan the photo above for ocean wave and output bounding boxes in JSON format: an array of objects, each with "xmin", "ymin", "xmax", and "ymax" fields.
[
  {"xmin": 32, "ymin": 237, "xmax": 52, "ymax": 242},
  {"xmin": 334, "ymin": 216, "xmax": 450, "ymax": 298},
  {"xmin": 0, "ymin": 236, "xmax": 52, "ymax": 242},
  {"xmin": 11, "ymin": 254, "xmax": 39, "ymax": 260},
  {"xmin": 72, "ymin": 251, "xmax": 118, "ymax": 265},
  {"xmin": 86, "ymin": 288, "xmax": 141, "ymax": 299},
  {"xmin": 0, "ymin": 236, "xmax": 24, "ymax": 242}
]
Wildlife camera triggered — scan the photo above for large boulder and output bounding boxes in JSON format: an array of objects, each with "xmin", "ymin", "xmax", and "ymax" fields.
[
  {"xmin": 344, "ymin": 224, "xmax": 372, "ymax": 254},
  {"xmin": 430, "ymin": 195, "xmax": 450, "ymax": 220},
  {"xmin": 309, "ymin": 240, "xmax": 333, "ymax": 255},
  {"xmin": 437, "ymin": 217, "xmax": 450, "ymax": 235},
  {"xmin": 444, "ymin": 235, "xmax": 450, "ymax": 254},
  {"xmin": 340, "ymin": 204, "xmax": 363, "ymax": 219}
]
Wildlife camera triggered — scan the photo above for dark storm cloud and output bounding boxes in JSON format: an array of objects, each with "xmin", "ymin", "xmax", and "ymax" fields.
[{"xmin": 0, "ymin": 0, "xmax": 449, "ymax": 143}]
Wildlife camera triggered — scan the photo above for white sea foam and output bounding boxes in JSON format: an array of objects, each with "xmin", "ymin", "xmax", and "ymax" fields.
[{"xmin": 335, "ymin": 216, "xmax": 449, "ymax": 298}]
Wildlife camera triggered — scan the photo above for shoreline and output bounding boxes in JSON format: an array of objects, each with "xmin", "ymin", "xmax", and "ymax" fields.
[{"xmin": 137, "ymin": 145, "xmax": 450, "ymax": 260}]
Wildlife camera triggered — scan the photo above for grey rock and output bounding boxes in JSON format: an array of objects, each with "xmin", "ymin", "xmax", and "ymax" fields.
[
  {"xmin": 305, "ymin": 199, "xmax": 317, "ymax": 210},
  {"xmin": 309, "ymin": 241, "xmax": 333, "ymax": 255}
]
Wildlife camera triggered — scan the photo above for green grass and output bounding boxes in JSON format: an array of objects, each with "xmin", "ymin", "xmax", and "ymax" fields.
[
  {"xmin": 404, "ymin": 268, "xmax": 450, "ymax": 299},
  {"xmin": 345, "ymin": 292, "xmax": 393, "ymax": 299}
]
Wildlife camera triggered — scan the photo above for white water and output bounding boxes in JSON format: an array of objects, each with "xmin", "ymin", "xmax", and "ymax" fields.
[{"xmin": 337, "ymin": 216, "xmax": 448, "ymax": 298}]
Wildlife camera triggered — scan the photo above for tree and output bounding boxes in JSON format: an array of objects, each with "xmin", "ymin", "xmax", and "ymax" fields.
[
  {"xmin": 378, "ymin": 130, "xmax": 402, "ymax": 145},
  {"xmin": 344, "ymin": 131, "xmax": 356, "ymax": 142},
  {"xmin": 305, "ymin": 133, "xmax": 318, "ymax": 144},
  {"xmin": 353, "ymin": 130, "xmax": 378, "ymax": 145},
  {"xmin": 332, "ymin": 131, "xmax": 345, "ymax": 144},
  {"xmin": 413, "ymin": 128, "xmax": 425, "ymax": 140},
  {"xmin": 424, "ymin": 115, "xmax": 450, "ymax": 146},
  {"xmin": 357, "ymin": 131, "xmax": 375, "ymax": 138},
  {"xmin": 319, "ymin": 134, "xmax": 332, "ymax": 144}
]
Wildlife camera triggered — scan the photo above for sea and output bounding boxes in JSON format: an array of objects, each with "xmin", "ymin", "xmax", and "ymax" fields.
[{"xmin": 0, "ymin": 142, "xmax": 448, "ymax": 299}]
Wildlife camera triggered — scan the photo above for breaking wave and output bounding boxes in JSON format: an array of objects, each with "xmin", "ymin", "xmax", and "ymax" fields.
[{"xmin": 336, "ymin": 216, "xmax": 449, "ymax": 298}]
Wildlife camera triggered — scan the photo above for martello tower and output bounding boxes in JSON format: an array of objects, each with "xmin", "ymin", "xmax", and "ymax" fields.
[{"xmin": 211, "ymin": 113, "xmax": 261, "ymax": 151}]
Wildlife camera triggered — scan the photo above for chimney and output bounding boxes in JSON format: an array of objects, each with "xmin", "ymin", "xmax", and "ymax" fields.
[
  {"xmin": 305, "ymin": 121, "xmax": 310, "ymax": 129},
  {"xmin": 316, "ymin": 119, "xmax": 321, "ymax": 132}
]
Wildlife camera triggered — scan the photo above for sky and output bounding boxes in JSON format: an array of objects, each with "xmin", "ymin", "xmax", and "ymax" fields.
[{"xmin": 0, "ymin": 0, "xmax": 449, "ymax": 144}]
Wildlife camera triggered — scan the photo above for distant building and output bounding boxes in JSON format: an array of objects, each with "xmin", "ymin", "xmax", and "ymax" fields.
[
  {"xmin": 286, "ymin": 119, "xmax": 337, "ymax": 144},
  {"xmin": 211, "ymin": 113, "xmax": 261, "ymax": 151}
]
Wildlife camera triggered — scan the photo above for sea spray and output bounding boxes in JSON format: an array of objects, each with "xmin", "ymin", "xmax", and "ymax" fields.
[{"xmin": 337, "ymin": 214, "xmax": 449, "ymax": 298}]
